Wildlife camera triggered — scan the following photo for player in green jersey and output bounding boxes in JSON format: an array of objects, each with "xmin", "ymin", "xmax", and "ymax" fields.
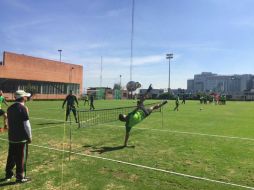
[
  {"xmin": 173, "ymin": 95, "xmax": 180, "ymax": 111},
  {"xmin": 119, "ymin": 85, "xmax": 167, "ymax": 147},
  {"xmin": 0, "ymin": 90, "xmax": 9, "ymax": 130}
]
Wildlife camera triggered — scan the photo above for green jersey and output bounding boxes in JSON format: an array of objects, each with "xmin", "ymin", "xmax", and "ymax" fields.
[
  {"xmin": 0, "ymin": 96, "xmax": 5, "ymax": 109},
  {"xmin": 125, "ymin": 109, "xmax": 146, "ymax": 132},
  {"xmin": 175, "ymin": 97, "xmax": 179, "ymax": 105}
]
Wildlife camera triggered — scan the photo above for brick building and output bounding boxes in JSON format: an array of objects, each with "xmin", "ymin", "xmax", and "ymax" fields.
[{"xmin": 0, "ymin": 51, "xmax": 83, "ymax": 100}]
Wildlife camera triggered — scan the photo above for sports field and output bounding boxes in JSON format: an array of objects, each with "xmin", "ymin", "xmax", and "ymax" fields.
[{"xmin": 0, "ymin": 100, "xmax": 254, "ymax": 190}]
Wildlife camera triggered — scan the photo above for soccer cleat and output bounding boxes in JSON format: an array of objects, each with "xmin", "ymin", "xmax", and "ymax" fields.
[
  {"xmin": 16, "ymin": 177, "xmax": 31, "ymax": 183},
  {"xmin": 161, "ymin": 100, "xmax": 168, "ymax": 106},
  {"xmin": 5, "ymin": 175, "xmax": 14, "ymax": 182},
  {"xmin": 147, "ymin": 84, "xmax": 153, "ymax": 93}
]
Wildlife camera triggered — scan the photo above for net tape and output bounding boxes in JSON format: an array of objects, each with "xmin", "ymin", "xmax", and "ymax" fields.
[{"xmin": 77, "ymin": 102, "xmax": 162, "ymax": 128}]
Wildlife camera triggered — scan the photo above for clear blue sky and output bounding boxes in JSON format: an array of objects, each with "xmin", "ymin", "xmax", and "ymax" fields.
[{"xmin": 1, "ymin": 0, "xmax": 254, "ymax": 90}]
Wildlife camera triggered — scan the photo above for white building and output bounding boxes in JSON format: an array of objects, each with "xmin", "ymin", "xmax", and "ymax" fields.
[{"xmin": 187, "ymin": 72, "xmax": 253, "ymax": 95}]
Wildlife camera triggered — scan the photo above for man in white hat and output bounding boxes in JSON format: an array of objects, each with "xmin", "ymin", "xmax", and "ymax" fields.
[{"xmin": 5, "ymin": 90, "xmax": 32, "ymax": 183}]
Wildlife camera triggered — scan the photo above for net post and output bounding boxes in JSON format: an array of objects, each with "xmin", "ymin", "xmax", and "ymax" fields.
[
  {"xmin": 77, "ymin": 110, "xmax": 81, "ymax": 128},
  {"xmin": 68, "ymin": 105, "xmax": 72, "ymax": 161}
]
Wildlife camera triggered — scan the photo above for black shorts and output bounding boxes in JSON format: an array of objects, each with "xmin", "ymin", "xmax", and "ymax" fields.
[
  {"xmin": 0, "ymin": 109, "xmax": 5, "ymax": 116},
  {"xmin": 138, "ymin": 106, "xmax": 151, "ymax": 116}
]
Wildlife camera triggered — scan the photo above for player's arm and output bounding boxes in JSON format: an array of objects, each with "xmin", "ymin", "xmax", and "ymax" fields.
[
  {"xmin": 75, "ymin": 96, "xmax": 79, "ymax": 107},
  {"xmin": 3, "ymin": 98, "xmax": 8, "ymax": 106},
  {"xmin": 62, "ymin": 97, "xmax": 67, "ymax": 108},
  {"xmin": 23, "ymin": 106, "xmax": 32, "ymax": 143}
]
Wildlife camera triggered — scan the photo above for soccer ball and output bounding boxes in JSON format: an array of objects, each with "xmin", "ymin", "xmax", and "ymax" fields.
[{"xmin": 126, "ymin": 81, "xmax": 141, "ymax": 91}]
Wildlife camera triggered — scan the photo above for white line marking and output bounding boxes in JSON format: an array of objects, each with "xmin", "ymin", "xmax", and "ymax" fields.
[
  {"xmin": 80, "ymin": 115, "xmax": 100, "ymax": 125},
  {"xmin": 33, "ymin": 124, "xmax": 64, "ymax": 131},
  {"xmin": 101, "ymin": 123, "xmax": 254, "ymax": 142},
  {"xmin": 30, "ymin": 117, "xmax": 254, "ymax": 142},
  {"xmin": 0, "ymin": 132, "xmax": 7, "ymax": 136},
  {"xmin": 31, "ymin": 117, "xmax": 64, "ymax": 122},
  {"xmin": 0, "ymin": 137, "xmax": 252, "ymax": 189}
]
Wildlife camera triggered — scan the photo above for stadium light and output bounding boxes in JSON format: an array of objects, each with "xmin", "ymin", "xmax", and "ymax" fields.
[
  {"xmin": 58, "ymin": 49, "xmax": 62, "ymax": 63},
  {"xmin": 120, "ymin": 75, "xmax": 122, "ymax": 88},
  {"xmin": 100, "ymin": 56, "xmax": 103, "ymax": 87},
  {"xmin": 166, "ymin": 53, "xmax": 173, "ymax": 99},
  {"xmin": 69, "ymin": 67, "xmax": 74, "ymax": 91},
  {"xmin": 130, "ymin": 0, "xmax": 135, "ymax": 81}
]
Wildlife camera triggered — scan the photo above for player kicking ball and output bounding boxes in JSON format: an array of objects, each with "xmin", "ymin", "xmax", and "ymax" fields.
[{"xmin": 119, "ymin": 85, "xmax": 167, "ymax": 147}]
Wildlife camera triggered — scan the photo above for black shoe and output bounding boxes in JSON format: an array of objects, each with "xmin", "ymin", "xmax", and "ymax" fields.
[
  {"xmin": 147, "ymin": 84, "xmax": 153, "ymax": 93},
  {"xmin": 161, "ymin": 100, "xmax": 168, "ymax": 105},
  {"xmin": 5, "ymin": 175, "xmax": 14, "ymax": 182},
  {"xmin": 16, "ymin": 177, "xmax": 31, "ymax": 183}
]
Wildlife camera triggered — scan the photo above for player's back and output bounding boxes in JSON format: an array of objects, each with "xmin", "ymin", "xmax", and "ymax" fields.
[{"xmin": 66, "ymin": 95, "xmax": 76, "ymax": 106}]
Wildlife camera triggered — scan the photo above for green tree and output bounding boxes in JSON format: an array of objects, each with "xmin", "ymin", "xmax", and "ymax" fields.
[{"xmin": 113, "ymin": 83, "xmax": 121, "ymax": 90}]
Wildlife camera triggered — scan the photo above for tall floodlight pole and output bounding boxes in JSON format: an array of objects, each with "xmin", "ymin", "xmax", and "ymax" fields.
[
  {"xmin": 100, "ymin": 56, "xmax": 103, "ymax": 87},
  {"xmin": 120, "ymin": 75, "xmax": 122, "ymax": 88},
  {"xmin": 58, "ymin": 49, "xmax": 62, "ymax": 63},
  {"xmin": 69, "ymin": 67, "xmax": 74, "ymax": 87},
  {"xmin": 58, "ymin": 50, "xmax": 63, "ymax": 94},
  {"xmin": 166, "ymin": 53, "xmax": 173, "ymax": 99},
  {"xmin": 130, "ymin": 0, "xmax": 135, "ymax": 81}
]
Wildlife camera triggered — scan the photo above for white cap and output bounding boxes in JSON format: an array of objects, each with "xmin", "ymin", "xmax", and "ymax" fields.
[{"xmin": 15, "ymin": 90, "xmax": 31, "ymax": 99}]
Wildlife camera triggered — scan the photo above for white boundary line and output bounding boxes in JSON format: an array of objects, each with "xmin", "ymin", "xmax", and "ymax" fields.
[
  {"xmin": 0, "ymin": 132, "xmax": 6, "ymax": 136},
  {"xmin": 0, "ymin": 137, "xmax": 253, "ymax": 190},
  {"xmin": 33, "ymin": 124, "xmax": 64, "ymax": 131},
  {"xmin": 100, "ymin": 123, "xmax": 254, "ymax": 142},
  {"xmin": 30, "ymin": 117, "xmax": 254, "ymax": 142},
  {"xmin": 80, "ymin": 115, "xmax": 100, "ymax": 123},
  {"xmin": 31, "ymin": 117, "xmax": 64, "ymax": 122}
]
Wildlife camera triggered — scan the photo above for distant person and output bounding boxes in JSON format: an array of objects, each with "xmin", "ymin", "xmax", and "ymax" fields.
[
  {"xmin": 84, "ymin": 95, "xmax": 89, "ymax": 107},
  {"xmin": 200, "ymin": 96, "xmax": 204, "ymax": 104},
  {"xmin": 5, "ymin": 90, "xmax": 32, "ymax": 183},
  {"xmin": 208, "ymin": 95, "xmax": 213, "ymax": 104},
  {"xmin": 0, "ymin": 90, "xmax": 8, "ymax": 131},
  {"xmin": 174, "ymin": 95, "xmax": 180, "ymax": 111},
  {"xmin": 204, "ymin": 95, "xmax": 208, "ymax": 104},
  {"xmin": 90, "ymin": 95, "xmax": 95, "ymax": 110},
  {"xmin": 62, "ymin": 90, "xmax": 79, "ymax": 123},
  {"xmin": 182, "ymin": 94, "xmax": 186, "ymax": 104},
  {"xmin": 215, "ymin": 94, "xmax": 220, "ymax": 105},
  {"xmin": 221, "ymin": 95, "xmax": 226, "ymax": 105}
]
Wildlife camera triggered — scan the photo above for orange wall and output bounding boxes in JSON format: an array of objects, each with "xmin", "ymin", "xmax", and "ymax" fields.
[
  {"xmin": 3, "ymin": 93, "xmax": 70, "ymax": 100},
  {"xmin": 0, "ymin": 51, "xmax": 83, "ymax": 92}
]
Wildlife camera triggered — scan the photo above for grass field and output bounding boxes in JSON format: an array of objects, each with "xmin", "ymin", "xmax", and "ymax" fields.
[{"xmin": 0, "ymin": 100, "xmax": 254, "ymax": 190}]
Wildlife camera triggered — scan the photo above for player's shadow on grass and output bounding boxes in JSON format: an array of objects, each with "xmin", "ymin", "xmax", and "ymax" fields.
[
  {"xmin": 0, "ymin": 178, "xmax": 16, "ymax": 187},
  {"xmin": 89, "ymin": 145, "xmax": 135, "ymax": 154}
]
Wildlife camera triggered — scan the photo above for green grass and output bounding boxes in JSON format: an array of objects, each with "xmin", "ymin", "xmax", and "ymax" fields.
[{"xmin": 0, "ymin": 100, "xmax": 254, "ymax": 190}]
